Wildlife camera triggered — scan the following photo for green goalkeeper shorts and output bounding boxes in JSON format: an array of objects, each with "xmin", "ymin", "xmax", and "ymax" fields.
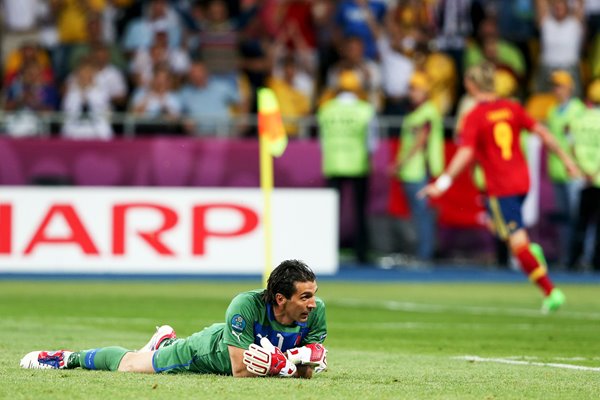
[{"xmin": 151, "ymin": 324, "xmax": 232, "ymax": 375}]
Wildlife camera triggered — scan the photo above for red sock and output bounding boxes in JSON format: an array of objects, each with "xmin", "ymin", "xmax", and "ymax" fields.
[{"xmin": 514, "ymin": 246, "xmax": 554, "ymax": 296}]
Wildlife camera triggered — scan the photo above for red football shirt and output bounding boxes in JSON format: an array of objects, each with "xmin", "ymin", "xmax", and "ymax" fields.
[{"xmin": 459, "ymin": 99, "xmax": 537, "ymax": 196}]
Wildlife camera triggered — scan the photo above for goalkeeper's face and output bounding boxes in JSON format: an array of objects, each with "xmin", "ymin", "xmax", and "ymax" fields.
[{"xmin": 280, "ymin": 281, "xmax": 318, "ymax": 324}]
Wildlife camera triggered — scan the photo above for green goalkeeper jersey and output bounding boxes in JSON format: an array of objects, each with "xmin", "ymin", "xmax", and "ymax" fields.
[{"xmin": 182, "ymin": 289, "xmax": 327, "ymax": 375}]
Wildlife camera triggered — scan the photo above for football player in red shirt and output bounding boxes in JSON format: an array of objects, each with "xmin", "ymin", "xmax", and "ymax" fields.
[{"xmin": 419, "ymin": 63, "xmax": 581, "ymax": 313}]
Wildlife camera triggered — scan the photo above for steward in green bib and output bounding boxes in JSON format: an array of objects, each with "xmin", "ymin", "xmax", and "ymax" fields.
[
  {"xmin": 546, "ymin": 70, "xmax": 586, "ymax": 265},
  {"xmin": 318, "ymin": 70, "xmax": 376, "ymax": 264},
  {"xmin": 392, "ymin": 71, "xmax": 444, "ymax": 261},
  {"xmin": 568, "ymin": 80, "xmax": 600, "ymax": 271}
]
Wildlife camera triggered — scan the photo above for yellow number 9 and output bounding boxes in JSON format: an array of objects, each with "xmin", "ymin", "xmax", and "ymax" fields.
[{"xmin": 493, "ymin": 122, "xmax": 513, "ymax": 160}]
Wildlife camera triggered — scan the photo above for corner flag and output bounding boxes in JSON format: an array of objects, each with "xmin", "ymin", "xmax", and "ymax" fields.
[{"xmin": 257, "ymin": 88, "xmax": 287, "ymax": 287}]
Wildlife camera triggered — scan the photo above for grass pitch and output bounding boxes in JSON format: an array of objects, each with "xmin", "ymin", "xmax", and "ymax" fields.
[{"xmin": 2, "ymin": 280, "xmax": 600, "ymax": 399}]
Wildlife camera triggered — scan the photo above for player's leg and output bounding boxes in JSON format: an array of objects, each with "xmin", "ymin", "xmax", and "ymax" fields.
[
  {"xmin": 404, "ymin": 179, "xmax": 435, "ymax": 261},
  {"xmin": 117, "ymin": 351, "xmax": 155, "ymax": 372},
  {"xmin": 568, "ymin": 187, "xmax": 593, "ymax": 270},
  {"xmin": 21, "ymin": 347, "xmax": 133, "ymax": 371},
  {"xmin": 488, "ymin": 196, "xmax": 564, "ymax": 311},
  {"xmin": 21, "ymin": 325, "xmax": 178, "ymax": 372},
  {"xmin": 507, "ymin": 229, "xmax": 555, "ymax": 296},
  {"xmin": 139, "ymin": 325, "xmax": 177, "ymax": 352},
  {"xmin": 591, "ymin": 188, "xmax": 600, "ymax": 271}
]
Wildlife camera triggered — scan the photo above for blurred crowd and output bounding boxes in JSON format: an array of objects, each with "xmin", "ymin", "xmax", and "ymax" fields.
[
  {"xmin": 1, "ymin": 0, "xmax": 599, "ymax": 269},
  {"xmin": 2, "ymin": 0, "xmax": 600, "ymax": 139}
]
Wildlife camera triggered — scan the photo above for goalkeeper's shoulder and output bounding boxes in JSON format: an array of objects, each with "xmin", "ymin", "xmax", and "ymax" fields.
[
  {"xmin": 228, "ymin": 289, "xmax": 265, "ymax": 309},
  {"xmin": 307, "ymin": 297, "xmax": 327, "ymax": 326},
  {"xmin": 315, "ymin": 296, "xmax": 326, "ymax": 309}
]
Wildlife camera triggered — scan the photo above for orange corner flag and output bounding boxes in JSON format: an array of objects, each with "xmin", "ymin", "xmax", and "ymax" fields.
[{"xmin": 258, "ymin": 88, "xmax": 288, "ymax": 157}]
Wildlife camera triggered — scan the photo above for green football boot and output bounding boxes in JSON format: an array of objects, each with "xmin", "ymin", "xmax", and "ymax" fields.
[{"xmin": 542, "ymin": 288, "xmax": 566, "ymax": 314}]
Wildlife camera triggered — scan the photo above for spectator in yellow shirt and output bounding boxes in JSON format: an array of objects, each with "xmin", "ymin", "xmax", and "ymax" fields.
[{"xmin": 268, "ymin": 56, "xmax": 312, "ymax": 136}]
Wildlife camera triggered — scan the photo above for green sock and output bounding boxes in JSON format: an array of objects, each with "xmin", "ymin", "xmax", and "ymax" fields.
[
  {"xmin": 529, "ymin": 243, "xmax": 548, "ymax": 267},
  {"xmin": 66, "ymin": 352, "xmax": 80, "ymax": 369},
  {"xmin": 76, "ymin": 347, "xmax": 130, "ymax": 371}
]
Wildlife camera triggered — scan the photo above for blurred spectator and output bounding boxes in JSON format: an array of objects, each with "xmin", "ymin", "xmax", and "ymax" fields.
[
  {"xmin": 276, "ymin": 0, "xmax": 317, "ymax": 52},
  {"xmin": 546, "ymin": 70, "xmax": 586, "ymax": 265},
  {"xmin": 121, "ymin": 0, "xmax": 182, "ymax": 53},
  {"xmin": 432, "ymin": 0, "xmax": 474, "ymax": 77},
  {"xmin": 390, "ymin": 71, "xmax": 444, "ymax": 262},
  {"xmin": 238, "ymin": 35, "xmax": 273, "ymax": 127},
  {"xmin": 535, "ymin": 0, "xmax": 585, "ymax": 95},
  {"xmin": 376, "ymin": 22, "xmax": 414, "ymax": 118},
  {"xmin": 68, "ymin": 13, "xmax": 127, "ymax": 73},
  {"xmin": 267, "ymin": 56, "xmax": 311, "ymax": 136},
  {"xmin": 50, "ymin": 0, "xmax": 107, "ymax": 80},
  {"xmin": 317, "ymin": 70, "xmax": 377, "ymax": 264},
  {"xmin": 101, "ymin": 0, "xmax": 135, "ymax": 43},
  {"xmin": 313, "ymin": 0, "xmax": 340, "ymax": 89},
  {"xmin": 274, "ymin": 0, "xmax": 318, "ymax": 78},
  {"xmin": 130, "ymin": 30, "xmax": 190, "ymax": 87},
  {"xmin": 585, "ymin": 0, "xmax": 600, "ymax": 38},
  {"xmin": 491, "ymin": 0, "xmax": 536, "ymax": 83},
  {"xmin": 51, "ymin": 0, "xmax": 106, "ymax": 44},
  {"xmin": 187, "ymin": 0, "xmax": 239, "ymax": 80},
  {"xmin": 178, "ymin": 61, "xmax": 240, "ymax": 136},
  {"xmin": 464, "ymin": 17, "xmax": 526, "ymax": 82},
  {"xmin": 388, "ymin": 0, "xmax": 436, "ymax": 35},
  {"xmin": 412, "ymin": 32, "xmax": 457, "ymax": 116},
  {"xmin": 3, "ymin": 41, "xmax": 54, "ymax": 86},
  {"xmin": 90, "ymin": 44, "xmax": 128, "ymax": 109},
  {"xmin": 130, "ymin": 65, "xmax": 181, "ymax": 122},
  {"xmin": 3, "ymin": 61, "xmax": 59, "ymax": 137},
  {"xmin": 1, "ymin": 0, "xmax": 47, "ymax": 61},
  {"xmin": 271, "ymin": 27, "xmax": 316, "ymax": 104},
  {"xmin": 325, "ymin": 36, "xmax": 382, "ymax": 110},
  {"xmin": 568, "ymin": 80, "xmax": 600, "ymax": 271},
  {"xmin": 62, "ymin": 59, "xmax": 112, "ymax": 140},
  {"xmin": 333, "ymin": 0, "xmax": 387, "ymax": 60}
]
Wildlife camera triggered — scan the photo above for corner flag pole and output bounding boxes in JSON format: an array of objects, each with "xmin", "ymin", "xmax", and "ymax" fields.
[
  {"xmin": 257, "ymin": 88, "xmax": 288, "ymax": 288},
  {"xmin": 259, "ymin": 134, "xmax": 274, "ymax": 288}
]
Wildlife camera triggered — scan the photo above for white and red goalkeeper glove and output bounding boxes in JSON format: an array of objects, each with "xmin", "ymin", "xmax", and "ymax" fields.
[
  {"xmin": 286, "ymin": 343, "xmax": 328, "ymax": 373},
  {"xmin": 243, "ymin": 337, "xmax": 297, "ymax": 377}
]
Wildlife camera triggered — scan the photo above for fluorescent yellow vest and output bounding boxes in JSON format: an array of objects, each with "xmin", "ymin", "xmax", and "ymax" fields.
[
  {"xmin": 318, "ymin": 97, "xmax": 375, "ymax": 177},
  {"xmin": 547, "ymin": 98, "xmax": 586, "ymax": 183},
  {"xmin": 397, "ymin": 101, "xmax": 444, "ymax": 182},
  {"xmin": 571, "ymin": 108, "xmax": 600, "ymax": 187}
]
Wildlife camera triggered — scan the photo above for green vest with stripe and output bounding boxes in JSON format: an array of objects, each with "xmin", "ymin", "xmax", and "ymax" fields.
[
  {"xmin": 318, "ymin": 97, "xmax": 374, "ymax": 177},
  {"xmin": 397, "ymin": 100, "xmax": 444, "ymax": 182},
  {"xmin": 571, "ymin": 108, "xmax": 600, "ymax": 187},
  {"xmin": 547, "ymin": 98, "xmax": 586, "ymax": 182}
]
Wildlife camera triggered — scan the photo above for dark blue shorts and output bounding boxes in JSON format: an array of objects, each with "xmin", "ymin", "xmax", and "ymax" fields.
[{"xmin": 487, "ymin": 195, "xmax": 526, "ymax": 240}]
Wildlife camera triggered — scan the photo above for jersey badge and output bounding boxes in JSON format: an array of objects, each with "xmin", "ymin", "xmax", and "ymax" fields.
[{"xmin": 231, "ymin": 314, "xmax": 246, "ymax": 341}]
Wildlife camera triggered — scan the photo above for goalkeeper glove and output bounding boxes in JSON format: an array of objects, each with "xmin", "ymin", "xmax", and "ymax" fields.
[
  {"xmin": 286, "ymin": 343, "xmax": 328, "ymax": 373},
  {"xmin": 243, "ymin": 337, "xmax": 297, "ymax": 377}
]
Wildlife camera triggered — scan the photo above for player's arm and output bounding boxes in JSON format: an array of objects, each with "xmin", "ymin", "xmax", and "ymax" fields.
[
  {"xmin": 417, "ymin": 146, "xmax": 475, "ymax": 199},
  {"xmin": 229, "ymin": 346, "xmax": 258, "ymax": 378},
  {"xmin": 231, "ymin": 344, "xmax": 309, "ymax": 378},
  {"xmin": 531, "ymin": 122, "xmax": 582, "ymax": 178}
]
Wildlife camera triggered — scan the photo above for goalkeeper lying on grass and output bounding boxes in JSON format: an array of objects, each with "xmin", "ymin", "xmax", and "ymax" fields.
[{"xmin": 20, "ymin": 260, "xmax": 328, "ymax": 378}]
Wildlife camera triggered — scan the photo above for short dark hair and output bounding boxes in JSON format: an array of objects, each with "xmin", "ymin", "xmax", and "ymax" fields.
[{"xmin": 263, "ymin": 260, "xmax": 316, "ymax": 305}]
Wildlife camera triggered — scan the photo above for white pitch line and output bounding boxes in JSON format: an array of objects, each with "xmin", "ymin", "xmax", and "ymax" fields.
[
  {"xmin": 334, "ymin": 298, "xmax": 600, "ymax": 320},
  {"xmin": 455, "ymin": 355, "xmax": 600, "ymax": 372}
]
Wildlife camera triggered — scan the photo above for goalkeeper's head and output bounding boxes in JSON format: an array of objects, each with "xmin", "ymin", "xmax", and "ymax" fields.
[
  {"xmin": 264, "ymin": 260, "xmax": 316, "ymax": 304},
  {"xmin": 264, "ymin": 260, "xmax": 318, "ymax": 324}
]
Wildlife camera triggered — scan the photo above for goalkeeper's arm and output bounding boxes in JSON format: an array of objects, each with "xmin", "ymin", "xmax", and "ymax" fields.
[{"xmin": 229, "ymin": 346, "xmax": 259, "ymax": 377}]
